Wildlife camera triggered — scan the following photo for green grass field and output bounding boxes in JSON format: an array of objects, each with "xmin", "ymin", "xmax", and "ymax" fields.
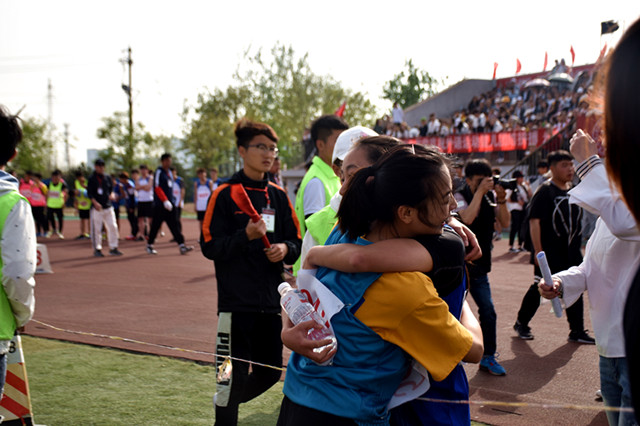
[
  {"xmin": 21, "ymin": 336, "xmax": 282, "ymax": 425},
  {"xmin": 19, "ymin": 336, "xmax": 488, "ymax": 425}
]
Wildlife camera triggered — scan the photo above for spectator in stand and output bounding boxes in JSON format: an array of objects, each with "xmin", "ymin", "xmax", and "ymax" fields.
[
  {"xmin": 87, "ymin": 159, "xmax": 122, "ymax": 257},
  {"xmin": 426, "ymin": 113, "xmax": 441, "ymax": 136},
  {"xmin": 419, "ymin": 117, "xmax": 429, "ymax": 136},
  {"xmin": 194, "ymin": 167, "xmax": 213, "ymax": 230},
  {"xmin": 391, "ymin": 101, "xmax": 404, "ymax": 124},
  {"xmin": 45, "ymin": 169, "xmax": 67, "ymax": 239},
  {"xmin": 74, "ymin": 171, "xmax": 91, "ymax": 239},
  {"xmin": 488, "ymin": 115, "xmax": 504, "ymax": 133}
]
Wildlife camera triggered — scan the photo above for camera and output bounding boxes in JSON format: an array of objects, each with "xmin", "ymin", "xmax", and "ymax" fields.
[{"xmin": 493, "ymin": 176, "xmax": 518, "ymax": 190}]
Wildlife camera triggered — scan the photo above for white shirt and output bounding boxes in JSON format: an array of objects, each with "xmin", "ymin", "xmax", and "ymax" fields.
[
  {"xmin": 554, "ymin": 159, "xmax": 640, "ymax": 358},
  {"xmin": 0, "ymin": 176, "xmax": 37, "ymax": 354},
  {"xmin": 427, "ymin": 119, "xmax": 441, "ymax": 135},
  {"xmin": 392, "ymin": 106, "xmax": 404, "ymax": 123},
  {"xmin": 136, "ymin": 176, "xmax": 153, "ymax": 202},
  {"xmin": 303, "ymin": 177, "xmax": 326, "ymax": 217}
]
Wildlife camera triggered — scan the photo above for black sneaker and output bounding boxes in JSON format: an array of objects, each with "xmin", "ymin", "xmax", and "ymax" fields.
[
  {"xmin": 180, "ymin": 245, "xmax": 193, "ymax": 255},
  {"xmin": 568, "ymin": 330, "xmax": 596, "ymax": 344},
  {"xmin": 94, "ymin": 249, "xmax": 104, "ymax": 258},
  {"xmin": 109, "ymin": 248, "xmax": 123, "ymax": 256},
  {"xmin": 146, "ymin": 245, "xmax": 158, "ymax": 255},
  {"xmin": 513, "ymin": 321, "xmax": 534, "ymax": 340}
]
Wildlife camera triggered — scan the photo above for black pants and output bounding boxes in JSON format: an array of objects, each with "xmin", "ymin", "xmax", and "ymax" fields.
[
  {"xmin": 175, "ymin": 206, "xmax": 182, "ymax": 235},
  {"xmin": 215, "ymin": 312, "xmax": 283, "ymax": 426},
  {"xmin": 277, "ymin": 396, "xmax": 357, "ymax": 426},
  {"xmin": 147, "ymin": 206, "xmax": 184, "ymax": 245},
  {"xmin": 31, "ymin": 206, "xmax": 48, "ymax": 234},
  {"xmin": 47, "ymin": 207, "xmax": 63, "ymax": 232},
  {"xmin": 517, "ymin": 280, "xmax": 585, "ymax": 333},
  {"xmin": 127, "ymin": 207, "xmax": 138, "ymax": 236},
  {"xmin": 509, "ymin": 209, "xmax": 524, "ymax": 247}
]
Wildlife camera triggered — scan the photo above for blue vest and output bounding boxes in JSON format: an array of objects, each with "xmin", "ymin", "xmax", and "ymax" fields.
[{"xmin": 283, "ymin": 233, "xmax": 410, "ymax": 425}]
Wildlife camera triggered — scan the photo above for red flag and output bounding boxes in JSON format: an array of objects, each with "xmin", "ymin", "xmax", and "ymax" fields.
[
  {"xmin": 543, "ymin": 52, "xmax": 548, "ymax": 71},
  {"xmin": 597, "ymin": 43, "xmax": 608, "ymax": 63},
  {"xmin": 492, "ymin": 62, "xmax": 498, "ymax": 80},
  {"xmin": 516, "ymin": 59, "xmax": 522, "ymax": 74},
  {"xmin": 570, "ymin": 45, "xmax": 575, "ymax": 66},
  {"xmin": 334, "ymin": 101, "xmax": 346, "ymax": 117}
]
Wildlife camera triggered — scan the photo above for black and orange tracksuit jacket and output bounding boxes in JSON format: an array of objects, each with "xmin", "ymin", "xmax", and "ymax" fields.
[{"xmin": 200, "ymin": 170, "xmax": 301, "ymax": 314}]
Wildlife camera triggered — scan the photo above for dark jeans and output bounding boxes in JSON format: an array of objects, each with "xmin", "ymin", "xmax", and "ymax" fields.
[
  {"xmin": 127, "ymin": 207, "xmax": 138, "ymax": 236},
  {"xmin": 147, "ymin": 206, "xmax": 184, "ymax": 245},
  {"xmin": 215, "ymin": 312, "xmax": 283, "ymax": 426},
  {"xmin": 516, "ymin": 281, "xmax": 585, "ymax": 333},
  {"xmin": 509, "ymin": 209, "xmax": 524, "ymax": 247},
  {"xmin": 277, "ymin": 396, "xmax": 357, "ymax": 426},
  {"xmin": 468, "ymin": 274, "xmax": 497, "ymax": 356},
  {"xmin": 31, "ymin": 206, "xmax": 48, "ymax": 234},
  {"xmin": 0, "ymin": 352, "xmax": 6, "ymax": 397},
  {"xmin": 47, "ymin": 207, "xmax": 63, "ymax": 232}
]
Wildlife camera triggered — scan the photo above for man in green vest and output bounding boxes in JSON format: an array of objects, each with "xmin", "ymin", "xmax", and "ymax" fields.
[
  {"xmin": 46, "ymin": 169, "xmax": 68, "ymax": 238},
  {"xmin": 294, "ymin": 115, "xmax": 348, "ymax": 237},
  {"xmin": 74, "ymin": 171, "xmax": 91, "ymax": 239},
  {"xmin": 0, "ymin": 106, "xmax": 37, "ymax": 398}
]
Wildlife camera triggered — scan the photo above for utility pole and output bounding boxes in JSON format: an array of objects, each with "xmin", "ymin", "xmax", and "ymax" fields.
[
  {"xmin": 47, "ymin": 78, "xmax": 57, "ymax": 169},
  {"xmin": 64, "ymin": 123, "xmax": 70, "ymax": 170},
  {"xmin": 120, "ymin": 47, "xmax": 133, "ymax": 164}
]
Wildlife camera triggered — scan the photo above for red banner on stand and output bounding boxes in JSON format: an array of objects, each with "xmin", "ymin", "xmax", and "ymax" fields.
[{"xmin": 410, "ymin": 129, "xmax": 546, "ymax": 154}]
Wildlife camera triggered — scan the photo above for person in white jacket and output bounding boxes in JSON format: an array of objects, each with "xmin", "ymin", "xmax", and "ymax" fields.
[
  {"xmin": 0, "ymin": 106, "xmax": 37, "ymax": 398},
  {"xmin": 539, "ymin": 130, "xmax": 640, "ymax": 426}
]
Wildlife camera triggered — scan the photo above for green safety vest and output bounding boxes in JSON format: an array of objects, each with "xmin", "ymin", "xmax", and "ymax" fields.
[
  {"xmin": 75, "ymin": 180, "xmax": 90, "ymax": 210},
  {"xmin": 47, "ymin": 181, "xmax": 65, "ymax": 209},
  {"xmin": 294, "ymin": 156, "xmax": 340, "ymax": 236},
  {"xmin": 292, "ymin": 203, "xmax": 339, "ymax": 275},
  {"xmin": 0, "ymin": 191, "xmax": 27, "ymax": 340}
]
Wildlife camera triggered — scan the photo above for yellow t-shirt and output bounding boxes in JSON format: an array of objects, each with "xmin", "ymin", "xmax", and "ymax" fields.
[{"xmin": 355, "ymin": 271, "xmax": 473, "ymax": 382}]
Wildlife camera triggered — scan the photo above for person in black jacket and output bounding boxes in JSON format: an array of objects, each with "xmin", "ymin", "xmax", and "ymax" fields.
[
  {"xmin": 87, "ymin": 158, "xmax": 122, "ymax": 257},
  {"xmin": 201, "ymin": 118, "xmax": 301, "ymax": 426},
  {"xmin": 145, "ymin": 153, "xmax": 192, "ymax": 255}
]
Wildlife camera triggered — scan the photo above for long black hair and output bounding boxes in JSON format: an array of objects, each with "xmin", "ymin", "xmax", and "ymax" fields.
[{"xmin": 338, "ymin": 144, "xmax": 450, "ymax": 239}]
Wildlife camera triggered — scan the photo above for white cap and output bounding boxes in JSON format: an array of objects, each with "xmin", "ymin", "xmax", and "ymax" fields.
[
  {"xmin": 277, "ymin": 282, "xmax": 292, "ymax": 295},
  {"xmin": 332, "ymin": 126, "xmax": 378, "ymax": 165}
]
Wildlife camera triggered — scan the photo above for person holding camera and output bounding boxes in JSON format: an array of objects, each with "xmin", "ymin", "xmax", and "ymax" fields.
[
  {"xmin": 454, "ymin": 159, "xmax": 510, "ymax": 376},
  {"xmin": 513, "ymin": 150, "xmax": 594, "ymax": 344}
]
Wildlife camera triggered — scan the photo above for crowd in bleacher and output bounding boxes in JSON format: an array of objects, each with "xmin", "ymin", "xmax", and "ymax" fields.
[{"xmin": 375, "ymin": 68, "xmax": 592, "ymax": 141}]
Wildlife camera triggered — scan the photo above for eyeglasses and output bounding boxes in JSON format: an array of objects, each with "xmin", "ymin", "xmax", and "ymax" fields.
[{"xmin": 247, "ymin": 143, "xmax": 279, "ymax": 155}]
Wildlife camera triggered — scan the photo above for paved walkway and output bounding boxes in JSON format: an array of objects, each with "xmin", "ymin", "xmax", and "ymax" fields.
[{"xmin": 25, "ymin": 219, "xmax": 607, "ymax": 425}]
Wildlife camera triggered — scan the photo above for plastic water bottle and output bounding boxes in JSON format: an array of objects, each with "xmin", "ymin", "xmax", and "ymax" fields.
[{"xmin": 278, "ymin": 282, "xmax": 337, "ymax": 363}]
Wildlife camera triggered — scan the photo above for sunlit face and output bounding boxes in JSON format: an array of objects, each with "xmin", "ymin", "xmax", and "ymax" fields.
[
  {"xmin": 411, "ymin": 165, "xmax": 456, "ymax": 235},
  {"xmin": 239, "ymin": 135, "xmax": 278, "ymax": 177},
  {"xmin": 339, "ymin": 146, "xmax": 372, "ymax": 196}
]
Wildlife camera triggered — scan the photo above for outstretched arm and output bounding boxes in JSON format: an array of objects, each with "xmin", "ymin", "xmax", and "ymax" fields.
[{"xmin": 304, "ymin": 238, "xmax": 432, "ymax": 273}]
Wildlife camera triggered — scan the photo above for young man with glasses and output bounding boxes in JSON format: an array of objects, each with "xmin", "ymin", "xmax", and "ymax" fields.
[{"xmin": 200, "ymin": 119, "xmax": 301, "ymax": 426}]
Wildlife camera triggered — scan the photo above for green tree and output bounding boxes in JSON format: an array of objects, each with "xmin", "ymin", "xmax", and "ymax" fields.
[
  {"xmin": 382, "ymin": 59, "xmax": 445, "ymax": 109},
  {"xmin": 182, "ymin": 44, "xmax": 378, "ymax": 171},
  {"xmin": 12, "ymin": 116, "xmax": 55, "ymax": 174},
  {"xmin": 96, "ymin": 111, "xmax": 162, "ymax": 171}
]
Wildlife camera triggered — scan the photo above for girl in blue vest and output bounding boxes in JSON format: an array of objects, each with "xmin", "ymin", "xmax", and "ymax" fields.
[{"xmin": 278, "ymin": 143, "xmax": 483, "ymax": 425}]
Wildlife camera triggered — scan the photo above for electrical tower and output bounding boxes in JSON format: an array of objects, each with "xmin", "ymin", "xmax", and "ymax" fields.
[{"xmin": 64, "ymin": 123, "xmax": 70, "ymax": 170}]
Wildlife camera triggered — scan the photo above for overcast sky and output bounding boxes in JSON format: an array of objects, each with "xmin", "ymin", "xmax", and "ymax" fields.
[{"xmin": 1, "ymin": 0, "xmax": 638, "ymax": 167}]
